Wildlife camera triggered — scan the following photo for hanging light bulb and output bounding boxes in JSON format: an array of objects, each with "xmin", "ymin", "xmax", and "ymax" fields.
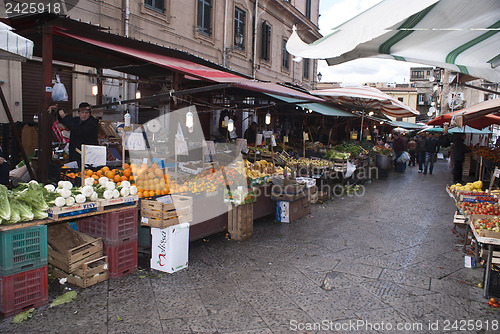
[
  {"xmin": 135, "ymin": 91, "xmax": 141, "ymax": 99},
  {"xmin": 379, "ymin": 121, "xmax": 384, "ymax": 125},
  {"xmin": 186, "ymin": 111, "xmax": 194, "ymax": 129},
  {"xmin": 265, "ymin": 112, "xmax": 271, "ymax": 125},
  {"xmin": 223, "ymin": 115, "xmax": 229, "ymax": 127},
  {"xmin": 368, "ymin": 111, "xmax": 374, "ymax": 116},
  {"xmin": 92, "ymin": 85, "xmax": 98, "ymax": 96},
  {"xmin": 227, "ymin": 118, "xmax": 234, "ymax": 132}
]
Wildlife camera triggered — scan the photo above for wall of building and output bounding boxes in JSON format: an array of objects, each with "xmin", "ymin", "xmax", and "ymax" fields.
[{"xmin": 0, "ymin": 60, "xmax": 22, "ymax": 123}]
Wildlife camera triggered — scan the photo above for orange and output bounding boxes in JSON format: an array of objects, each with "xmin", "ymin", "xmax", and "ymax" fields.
[
  {"xmin": 137, "ymin": 191, "xmax": 143, "ymax": 198},
  {"xmin": 102, "ymin": 166, "xmax": 110, "ymax": 173},
  {"xmin": 148, "ymin": 190, "xmax": 155, "ymax": 197},
  {"xmin": 121, "ymin": 175, "xmax": 128, "ymax": 182},
  {"xmin": 160, "ymin": 189, "xmax": 167, "ymax": 195},
  {"xmin": 124, "ymin": 163, "xmax": 130, "ymax": 169},
  {"xmin": 130, "ymin": 163, "xmax": 137, "ymax": 169},
  {"xmin": 154, "ymin": 169, "xmax": 163, "ymax": 178},
  {"xmin": 123, "ymin": 169, "xmax": 131, "ymax": 177},
  {"xmin": 96, "ymin": 170, "xmax": 102, "ymax": 177},
  {"xmin": 129, "ymin": 175, "xmax": 135, "ymax": 181},
  {"xmin": 85, "ymin": 169, "xmax": 94, "ymax": 177},
  {"xmin": 151, "ymin": 163, "xmax": 159, "ymax": 170},
  {"xmin": 113, "ymin": 174, "xmax": 121, "ymax": 183},
  {"xmin": 105, "ymin": 170, "xmax": 116, "ymax": 179},
  {"xmin": 92, "ymin": 174, "xmax": 99, "ymax": 180},
  {"xmin": 155, "ymin": 190, "xmax": 161, "ymax": 196}
]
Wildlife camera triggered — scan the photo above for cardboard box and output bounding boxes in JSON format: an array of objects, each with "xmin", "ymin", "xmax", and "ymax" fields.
[
  {"xmin": 276, "ymin": 196, "xmax": 311, "ymax": 223},
  {"xmin": 150, "ymin": 223, "xmax": 189, "ymax": 273}
]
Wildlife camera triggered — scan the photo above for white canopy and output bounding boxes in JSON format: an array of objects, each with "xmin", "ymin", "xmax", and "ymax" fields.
[
  {"xmin": 287, "ymin": 0, "xmax": 500, "ymax": 82},
  {"xmin": 0, "ymin": 22, "xmax": 33, "ymax": 61}
]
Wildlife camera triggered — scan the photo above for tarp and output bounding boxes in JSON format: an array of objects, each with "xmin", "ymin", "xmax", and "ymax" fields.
[
  {"xmin": 422, "ymin": 126, "xmax": 492, "ymax": 134},
  {"xmin": 0, "ymin": 22, "xmax": 33, "ymax": 61},
  {"xmin": 287, "ymin": 0, "xmax": 500, "ymax": 82},
  {"xmin": 310, "ymin": 86, "xmax": 419, "ymax": 117},
  {"xmin": 389, "ymin": 120, "xmax": 426, "ymax": 129},
  {"xmin": 265, "ymin": 94, "xmax": 355, "ymax": 117}
]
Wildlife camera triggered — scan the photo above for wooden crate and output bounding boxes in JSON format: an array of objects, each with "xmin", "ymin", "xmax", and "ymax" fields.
[
  {"xmin": 51, "ymin": 256, "xmax": 109, "ymax": 288},
  {"xmin": 97, "ymin": 195, "xmax": 139, "ymax": 211},
  {"xmin": 141, "ymin": 195, "xmax": 193, "ymax": 229},
  {"xmin": 453, "ymin": 211, "xmax": 466, "ymax": 227},
  {"xmin": 47, "ymin": 224, "xmax": 103, "ymax": 273},
  {"xmin": 228, "ymin": 203, "xmax": 253, "ymax": 241},
  {"xmin": 47, "ymin": 202, "xmax": 99, "ymax": 219}
]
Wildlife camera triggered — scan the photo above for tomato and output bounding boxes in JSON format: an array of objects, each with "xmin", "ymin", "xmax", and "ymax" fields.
[
  {"xmin": 490, "ymin": 298, "xmax": 497, "ymax": 304},
  {"xmin": 493, "ymin": 304, "xmax": 499, "ymax": 308},
  {"xmin": 488, "ymin": 301, "xmax": 493, "ymax": 306}
]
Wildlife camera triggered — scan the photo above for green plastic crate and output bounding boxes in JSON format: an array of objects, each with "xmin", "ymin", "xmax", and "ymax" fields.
[{"xmin": 0, "ymin": 225, "xmax": 47, "ymax": 276}]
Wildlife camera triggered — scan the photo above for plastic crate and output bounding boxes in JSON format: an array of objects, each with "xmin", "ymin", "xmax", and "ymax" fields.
[
  {"xmin": 0, "ymin": 266, "xmax": 49, "ymax": 318},
  {"xmin": 0, "ymin": 226, "xmax": 48, "ymax": 276},
  {"xmin": 104, "ymin": 240, "xmax": 137, "ymax": 279},
  {"xmin": 79, "ymin": 207, "xmax": 138, "ymax": 246}
]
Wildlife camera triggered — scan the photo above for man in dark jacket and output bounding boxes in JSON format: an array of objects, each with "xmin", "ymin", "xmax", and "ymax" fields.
[
  {"xmin": 392, "ymin": 132, "xmax": 407, "ymax": 173},
  {"xmin": 423, "ymin": 133, "xmax": 439, "ymax": 175},
  {"xmin": 416, "ymin": 133, "xmax": 427, "ymax": 173},
  {"xmin": 452, "ymin": 134, "xmax": 469, "ymax": 183},
  {"xmin": 51, "ymin": 102, "xmax": 99, "ymax": 164}
]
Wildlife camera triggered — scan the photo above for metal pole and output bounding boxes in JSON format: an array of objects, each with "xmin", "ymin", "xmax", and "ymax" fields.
[
  {"xmin": 359, "ymin": 111, "xmax": 365, "ymax": 141},
  {"xmin": 39, "ymin": 24, "xmax": 53, "ymax": 183}
]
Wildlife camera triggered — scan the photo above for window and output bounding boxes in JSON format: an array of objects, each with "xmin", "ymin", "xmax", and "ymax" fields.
[
  {"xmin": 197, "ymin": 0, "xmax": 212, "ymax": 35},
  {"xmin": 398, "ymin": 97, "xmax": 404, "ymax": 102},
  {"xmin": 305, "ymin": 0, "xmax": 312, "ymax": 19},
  {"xmin": 303, "ymin": 59, "xmax": 310, "ymax": 79},
  {"xmin": 282, "ymin": 39, "xmax": 290, "ymax": 70},
  {"xmin": 411, "ymin": 70, "xmax": 424, "ymax": 79},
  {"xmin": 234, "ymin": 7, "xmax": 246, "ymax": 49},
  {"xmin": 145, "ymin": 0, "xmax": 164, "ymax": 12},
  {"xmin": 261, "ymin": 21, "xmax": 271, "ymax": 61},
  {"xmin": 418, "ymin": 93, "xmax": 426, "ymax": 105}
]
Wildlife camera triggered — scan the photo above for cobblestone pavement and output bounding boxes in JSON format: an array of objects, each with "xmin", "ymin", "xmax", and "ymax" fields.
[{"xmin": 2, "ymin": 160, "xmax": 499, "ymax": 333}]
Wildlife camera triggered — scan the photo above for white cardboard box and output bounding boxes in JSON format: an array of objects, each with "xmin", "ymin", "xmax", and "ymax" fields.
[{"xmin": 150, "ymin": 223, "xmax": 189, "ymax": 273}]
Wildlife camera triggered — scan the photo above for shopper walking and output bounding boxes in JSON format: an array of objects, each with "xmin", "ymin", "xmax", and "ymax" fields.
[
  {"xmin": 416, "ymin": 133, "xmax": 427, "ymax": 173},
  {"xmin": 392, "ymin": 132, "xmax": 407, "ymax": 173},
  {"xmin": 408, "ymin": 137, "xmax": 417, "ymax": 167},
  {"xmin": 423, "ymin": 134, "xmax": 439, "ymax": 175}
]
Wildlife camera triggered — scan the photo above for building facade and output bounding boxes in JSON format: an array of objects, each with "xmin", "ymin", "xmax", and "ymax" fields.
[{"xmin": 0, "ymin": 0, "xmax": 321, "ymax": 123}]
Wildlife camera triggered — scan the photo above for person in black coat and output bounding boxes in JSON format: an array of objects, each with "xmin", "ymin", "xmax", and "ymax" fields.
[
  {"xmin": 244, "ymin": 122, "xmax": 258, "ymax": 145},
  {"xmin": 50, "ymin": 102, "xmax": 99, "ymax": 164},
  {"xmin": 0, "ymin": 145, "xmax": 9, "ymax": 186},
  {"xmin": 452, "ymin": 134, "xmax": 470, "ymax": 183}
]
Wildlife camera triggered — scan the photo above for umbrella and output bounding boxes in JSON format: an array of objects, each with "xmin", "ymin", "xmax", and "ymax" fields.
[
  {"xmin": 311, "ymin": 86, "xmax": 419, "ymax": 139},
  {"xmin": 451, "ymin": 98, "xmax": 500, "ymax": 127},
  {"xmin": 0, "ymin": 22, "xmax": 33, "ymax": 61},
  {"xmin": 287, "ymin": 0, "xmax": 500, "ymax": 82},
  {"xmin": 421, "ymin": 126, "xmax": 491, "ymax": 134},
  {"xmin": 427, "ymin": 107, "xmax": 500, "ymax": 130}
]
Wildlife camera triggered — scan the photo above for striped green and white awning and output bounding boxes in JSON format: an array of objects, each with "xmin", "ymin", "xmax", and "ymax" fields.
[
  {"xmin": 287, "ymin": 0, "xmax": 500, "ymax": 82},
  {"xmin": 0, "ymin": 22, "xmax": 33, "ymax": 61}
]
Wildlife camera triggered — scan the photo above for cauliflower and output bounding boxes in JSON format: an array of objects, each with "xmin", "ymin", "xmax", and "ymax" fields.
[
  {"xmin": 120, "ymin": 187, "xmax": 130, "ymax": 197},
  {"xmin": 44, "ymin": 184, "xmax": 56, "ymax": 192},
  {"xmin": 120, "ymin": 181, "xmax": 131, "ymax": 189},
  {"xmin": 129, "ymin": 185, "xmax": 138, "ymax": 196},
  {"xmin": 81, "ymin": 185, "xmax": 94, "ymax": 198},
  {"xmin": 84, "ymin": 178, "xmax": 95, "ymax": 186},
  {"xmin": 105, "ymin": 182, "xmax": 116, "ymax": 191},
  {"xmin": 99, "ymin": 177, "xmax": 109, "ymax": 186},
  {"xmin": 103, "ymin": 190, "xmax": 114, "ymax": 200},
  {"xmin": 75, "ymin": 194, "xmax": 86, "ymax": 204},
  {"xmin": 112, "ymin": 189, "xmax": 120, "ymax": 198},
  {"xmin": 55, "ymin": 197, "xmax": 66, "ymax": 207},
  {"xmin": 65, "ymin": 196, "xmax": 75, "ymax": 206}
]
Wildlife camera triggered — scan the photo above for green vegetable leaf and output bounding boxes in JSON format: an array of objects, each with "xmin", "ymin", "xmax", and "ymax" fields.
[
  {"xmin": 50, "ymin": 290, "xmax": 77, "ymax": 308},
  {"xmin": 116, "ymin": 315, "xmax": 123, "ymax": 321},
  {"xmin": 139, "ymin": 275, "xmax": 147, "ymax": 279},
  {"xmin": 11, "ymin": 308, "xmax": 34, "ymax": 324},
  {"xmin": 0, "ymin": 185, "xmax": 11, "ymax": 221}
]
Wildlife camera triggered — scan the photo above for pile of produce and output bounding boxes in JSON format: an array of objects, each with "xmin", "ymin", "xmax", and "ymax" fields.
[
  {"xmin": 0, "ymin": 181, "xmax": 50, "ymax": 224},
  {"xmin": 331, "ymin": 142, "xmax": 367, "ymax": 158},
  {"xmin": 450, "ymin": 180, "xmax": 483, "ymax": 192},
  {"xmin": 474, "ymin": 217, "xmax": 500, "ymax": 232},
  {"xmin": 459, "ymin": 202, "xmax": 500, "ymax": 216},
  {"xmin": 171, "ymin": 166, "xmax": 246, "ymax": 195},
  {"xmin": 373, "ymin": 145, "xmax": 393, "ymax": 156},
  {"xmin": 324, "ymin": 150, "xmax": 350, "ymax": 160},
  {"xmin": 285, "ymin": 157, "xmax": 331, "ymax": 168},
  {"xmin": 472, "ymin": 146, "xmax": 500, "ymax": 163}
]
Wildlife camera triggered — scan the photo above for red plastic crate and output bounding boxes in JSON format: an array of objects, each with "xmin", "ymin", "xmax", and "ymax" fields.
[
  {"xmin": 79, "ymin": 207, "xmax": 138, "ymax": 246},
  {"xmin": 0, "ymin": 266, "xmax": 49, "ymax": 318},
  {"xmin": 104, "ymin": 240, "xmax": 137, "ymax": 279}
]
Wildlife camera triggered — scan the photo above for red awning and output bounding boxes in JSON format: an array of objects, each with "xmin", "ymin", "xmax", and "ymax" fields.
[{"xmin": 55, "ymin": 30, "xmax": 323, "ymax": 102}]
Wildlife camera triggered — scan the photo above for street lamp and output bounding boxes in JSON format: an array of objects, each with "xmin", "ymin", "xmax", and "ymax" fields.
[
  {"xmin": 317, "ymin": 72, "xmax": 322, "ymax": 82},
  {"xmin": 265, "ymin": 112, "xmax": 271, "ymax": 125},
  {"xmin": 234, "ymin": 32, "xmax": 244, "ymax": 49}
]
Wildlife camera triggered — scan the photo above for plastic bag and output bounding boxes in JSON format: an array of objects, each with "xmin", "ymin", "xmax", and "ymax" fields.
[
  {"xmin": 51, "ymin": 75, "xmax": 68, "ymax": 101},
  {"xmin": 344, "ymin": 160, "xmax": 357, "ymax": 178},
  {"xmin": 397, "ymin": 151, "xmax": 410, "ymax": 164}
]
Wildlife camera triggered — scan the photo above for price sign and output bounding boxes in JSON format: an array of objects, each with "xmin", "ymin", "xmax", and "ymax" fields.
[
  {"xmin": 303, "ymin": 132, "xmax": 309, "ymax": 141},
  {"xmin": 83, "ymin": 145, "xmax": 106, "ymax": 167},
  {"xmin": 495, "ymin": 167, "xmax": 500, "ymax": 178},
  {"xmin": 256, "ymin": 134, "xmax": 263, "ymax": 146},
  {"xmin": 271, "ymin": 135, "xmax": 277, "ymax": 147},
  {"xmin": 125, "ymin": 133, "xmax": 146, "ymax": 151}
]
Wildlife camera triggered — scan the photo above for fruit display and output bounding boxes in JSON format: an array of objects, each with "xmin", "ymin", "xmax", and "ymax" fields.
[
  {"xmin": 373, "ymin": 145, "xmax": 393, "ymax": 157},
  {"xmin": 285, "ymin": 157, "xmax": 331, "ymax": 168},
  {"xmin": 331, "ymin": 142, "xmax": 368, "ymax": 157},
  {"xmin": 472, "ymin": 146, "xmax": 500, "ymax": 163},
  {"xmin": 324, "ymin": 150, "xmax": 350, "ymax": 160},
  {"xmin": 474, "ymin": 217, "xmax": 500, "ymax": 233},
  {"xmin": 460, "ymin": 202, "xmax": 500, "ymax": 216},
  {"xmin": 175, "ymin": 166, "xmax": 246, "ymax": 195},
  {"xmin": 450, "ymin": 180, "xmax": 483, "ymax": 192}
]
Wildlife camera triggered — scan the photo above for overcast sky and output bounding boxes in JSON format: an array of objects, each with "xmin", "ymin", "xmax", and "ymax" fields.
[{"xmin": 317, "ymin": 0, "xmax": 425, "ymax": 86}]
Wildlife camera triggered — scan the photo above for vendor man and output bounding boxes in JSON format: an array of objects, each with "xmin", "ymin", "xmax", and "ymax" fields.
[
  {"xmin": 49, "ymin": 102, "xmax": 99, "ymax": 164},
  {"xmin": 244, "ymin": 122, "xmax": 258, "ymax": 145}
]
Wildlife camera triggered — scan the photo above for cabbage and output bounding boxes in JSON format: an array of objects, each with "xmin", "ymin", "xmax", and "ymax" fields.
[
  {"xmin": 0, "ymin": 185, "xmax": 11, "ymax": 221},
  {"xmin": 16, "ymin": 181, "xmax": 49, "ymax": 212},
  {"xmin": 5, "ymin": 195, "xmax": 20, "ymax": 224},
  {"xmin": 9, "ymin": 196, "xmax": 33, "ymax": 222}
]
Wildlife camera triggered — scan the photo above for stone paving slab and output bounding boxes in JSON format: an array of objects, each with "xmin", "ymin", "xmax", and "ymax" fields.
[{"xmin": 2, "ymin": 160, "xmax": 499, "ymax": 333}]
